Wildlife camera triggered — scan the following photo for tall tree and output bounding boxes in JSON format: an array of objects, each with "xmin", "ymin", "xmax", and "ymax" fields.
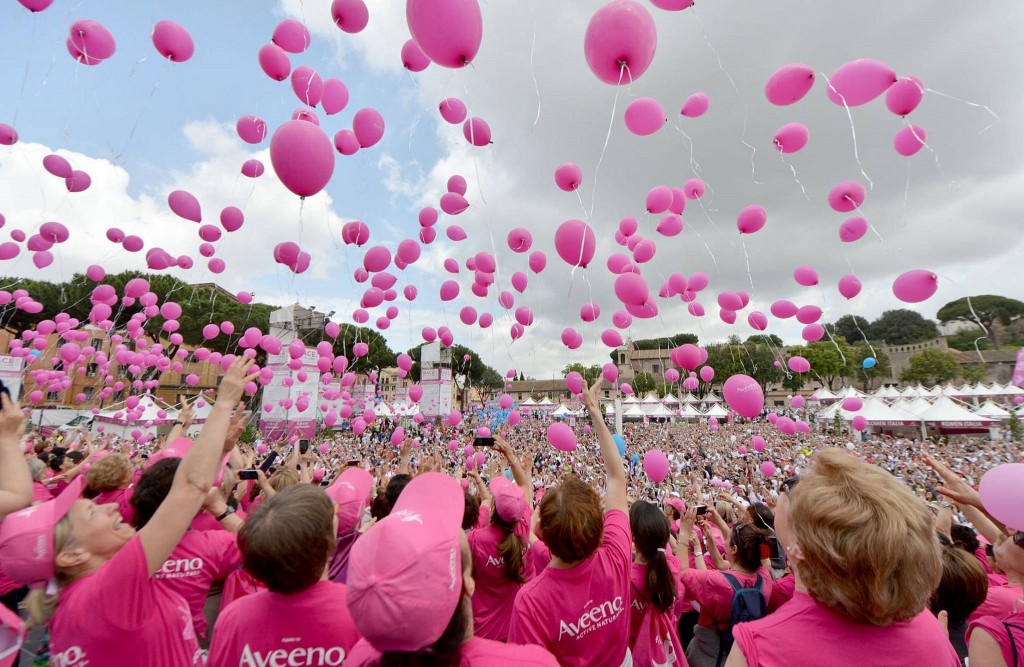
[
  {"xmin": 899, "ymin": 348, "xmax": 964, "ymax": 385},
  {"xmin": 851, "ymin": 345, "xmax": 892, "ymax": 390},
  {"xmin": 787, "ymin": 339, "xmax": 856, "ymax": 390},
  {"xmin": 828, "ymin": 315, "xmax": 873, "ymax": 345},
  {"xmin": 561, "ymin": 363, "xmax": 601, "ymax": 384},
  {"xmin": 868, "ymin": 309, "xmax": 940, "ymax": 345},
  {"xmin": 937, "ymin": 295, "xmax": 1024, "ymax": 350},
  {"xmin": 946, "ymin": 328, "xmax": 992, "ymax": 352}
]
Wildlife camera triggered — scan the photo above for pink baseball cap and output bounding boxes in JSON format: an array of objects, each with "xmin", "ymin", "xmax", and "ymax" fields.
[
  {"xmin": 490, "ymin": 477, "xmax": 527, "ymax": 524},
  {"xmin": 665, "ymin": 497, "xmax": 686, "ymax": 515},
  {"xmin": 325, "ymin": 467, "xmax": 373, "ymax": 533},
  {"xmin": 0, "ymin": 476, "xmax": 85, "ymax": 587},
  {"xmin": 346, "ymin": 472, "xmax": 464, "ymax": 652}
]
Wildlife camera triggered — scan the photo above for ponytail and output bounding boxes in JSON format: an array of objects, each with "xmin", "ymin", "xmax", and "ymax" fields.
[
  {"xmin": 492, "ymin": 513, "xmax": 527, "ymax": 584},
  {"xmin": 731, "ymin": 522, "xmax": 773, "ymax": 572},
  {"xmin": 644, "ymin": 549, "xmax": 677, "ymax": 613},
  {"xmin": 25, "ymin": 588, "xmax": 59, "ymax": 628}
]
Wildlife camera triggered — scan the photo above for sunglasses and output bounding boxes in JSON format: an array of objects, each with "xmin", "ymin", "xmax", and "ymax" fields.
[
  {"xmin": 1014, "ymin": 531, "xmax": 1024, "ymax": 549},
  {"xmin": 781, "ymin": 476, "xmax": 800, "ymax": 494}
]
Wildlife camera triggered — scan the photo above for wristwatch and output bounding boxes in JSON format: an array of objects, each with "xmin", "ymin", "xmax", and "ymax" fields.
[{"xmin": 214, "ymin": 506, "xmax": 236, "ymax": 521}]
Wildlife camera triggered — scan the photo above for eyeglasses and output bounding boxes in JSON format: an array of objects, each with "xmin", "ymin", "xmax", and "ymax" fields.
[
  {"xmin": 1014, "ymin": 531, "xmax": 1024, "ymax": 549},
  {"xmin": 781, "ymin": 476, "xmax": 800, "ymax": 494}
]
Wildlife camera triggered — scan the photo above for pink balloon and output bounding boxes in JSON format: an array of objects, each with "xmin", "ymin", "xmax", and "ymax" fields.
[
  {"xmin": 237, "ymin": 115, "xmax": 267, "ymax": 144},
  {"xmin": 152, "ymin": 20, "xmax": 194, "ymax": 62},
  {"xmin": 852, "ymin": 415, "xmax": 868, "ymax": 431},
  {"xmin": 321, "ymin": 78, "xmax": 350, "ymax": 115},
  {"xmin": 529, "ymin": 251, "xmax": 547, "ymax": 274},
  {"xmin": 764, "ymin": 64, "xmax": 815, "ymax": 106},
  {"xmin": 0, "ymin": 124, "xmax": 17, "ymax": 146},
  {"xmin": 802, "ymin": 324, "xmax": 825, "ymax": 342},
  {"xmin": 401, "ymin": 39, "xmax": 430, "ymax": 71},
  {"xmin": 796, "ymin": 305, "xmax": 822, "ymax": 324},
  {"xmin": 828, "ymin": 181, "xmax": 866, "ymax": 212},
  {"xmin": 332, "ymin": 0, "xmax": 369, "ymax": 33},
  {"xmin": 788, "ymin": 356, "xmax": 810, "ymax": 373},
  {"xmin": 446, "ymin": 226, "xmax": 467, "ymax": 242},
  {"xmin": 886, "ymin": 76, "xmax": 924, "ymax": 116},
  {"xmin": 723, "ymin": 374, "xmax": 764, "ymax": 419},
  {"xmin": 353, "ymin": 108, "xmax": 385, "ymax": 148},
  {"xmin": 43, "ymin": 154, "xmax": 72, "ymax": 178},
  {"xmin": 506, "ymin": 228, "xmax": 532, "ymax": 254},
  {"xmin": 508, "ymin": 271, "xmax": 526, "ymax": 293},
  {"xmin": 892, "ymin": 269, "xmax": 938, "ymax": 303},
  {"xmin": 643, "ymin": 451, "xmax": 670, "ymax": 483},
  {"xmin": 838, "ymin": 274, "xmax": 862, "ymax": 300},
  {"xmin": 438, "ymin": 98, "xmax": 468, "ymax": 124},
  {"xmin": 680, "ymin": 92, "xmax": 709, "ymax": 117},
  {"xmin": 655, "ymin": 214, "xmax": 683, "ymax": 238},
  {"xmin": 198, "ymin": 225, "xmax": 222, "ymax": 243},
  {"xmin": 646, "ymin": 186, "xmax": 673, "ymax": 214},
  {"xmin": 760, "ymin": 462, "xmax": 776, "ymax": 478},
  {"xmin": 565, "ymin": 371, "xmax": 584, "ymax": 395},
  {"xmin": 793, "ymin": 265, "xmax": 818, "ymax": 287},
  {"xmin": 272, "ymin": 19, "xmax": 310, "ymax": 54},
  {"xmin": 772, "ymin": 122, "xmax": 809, "ymax": 153},
  {"xmin": 584, "ymin": 0, "xmax": 657, "ymax": 85},
  {"xmin": 842, "ymin": 397, "xmax": 863, "ymax": 412},
  {"xmin": 462, "ymin": 117, "xmax": 491, "ymax": 146},
  {"xmin": 826, "ymin": 59, "xmax": 896, "ymax": 107},
  {"xmin": 270, "ymin": 120, "xmax": 335, "ymax": 197},
  {"xmin": 612, "ymin": 310, "xmax": 632, "ymax": 329},
  {"xmin": 290, "ymin": 66, "xmax": 323, "ymax": 107},
  {"xmin": 747, "ymin": 311, "xmax": 768, "ymax": 331},
  {"xmin": 894, "ymin": 125, "xmax": 927, "ymax": 157},
  {"xmin": 447, "ymin": 175, "xmax": 467, "ymax": 195},
  {"xmin": 396, "ymin": 239, "xmax": 421, "ymax": 266},
  {"xmin": 440, "ymin": 193, "xmax": 469, "ymax": 215},
  {"xmin": 580, "ymin": 302, "xmax": 601, "ymax": 322},
  {"xmin": 838, "ymin": 216, "xmax": 868, "ymax": 243},
  {"xmin": 407, "ymin": 0, "xmax": 483, "ymax": 68},
  {"xmin": 122, "ymin": 235, "xmax": 143, "ymax": 252},
  {"xmin": 32, "ymin": 251, "xmax": 53, "ymax": 269},
  {"xmin": 86, "ymin": 264, "xmax": 105, "ymax": 281},
  {"xmin": 65, "ymin": 171, "xmax": 91, "ymax": 192},
  {"xmin": 18, "ymin": 0, "xmax": 53, "ymax": 11},
  {"xmin": 439, "ymin": 280, "xmax": 460, "ymax": 301},
  {"xmin": 341, "ymin": 221, "xmax": 370, "ymax": 246},
  {"xmin": 547, "ymin": 422, "xmax": 577, "ymax": 452},
  {"xmin": 632, "ymin": 238, "xmax": 656, "ymax": 264},
  {"xmin": 241, "ymin": 159, "xmax": 264, "ymax": 178},
  {"xmin": 39, "ymin": 221, "xmax": 69, "ymax": 243},
  {"xmin": 69, "ymin": 19, "xmax": 116, "ymax": 61},
  {"xmin": 979, "ymin": 464, "xmax": 1024, "ymax": 529},
  {"xmin": 459, "ymin": 306, "xmax": 477, "ymax": 325},
  {"xmin": 736, "ymin": 205, "xmax": 767, "ymax": 234},
  {"xmin": 553, "ymin": 219, "xmax": 596, "ymax": 268},
  {"xmin": 555, "ymin": 163, "xmax": 583, "ymax": 191},
  {"xmin": 334, "ymin": 129, "xmax": 360, "ymax": 156},
  {"xmin": 601, "ymin": 329, "xmax": 624, "ymax": 348},
  {"xmin": 258, "ymin": 43, "xmax": 291, "ymax": 81},
  {"xmin": 699, "ymin": 366, "xmax": 715, "ymax": 383},
  {"xmin": 671, "ymin": 344, "xmax": 705, "ymax": 371},
  {"xmin": 684, "ymin": 178, "xmax": 705, "ymax": 199},
  {"xmin": 624, "ymin": 97, "xmax": 666, "ymax": 136},
  {"xmin": 614, "ymin": 272, "xmax": 649, "ymax": 306}
]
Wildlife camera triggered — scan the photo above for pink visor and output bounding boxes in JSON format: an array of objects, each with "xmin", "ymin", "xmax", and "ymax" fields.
[{"xmin": 0, "ymin": 476, "xmax": 85, "ymax": 587}]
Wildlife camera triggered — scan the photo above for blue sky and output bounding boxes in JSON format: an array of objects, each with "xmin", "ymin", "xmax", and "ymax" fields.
[{"xmin": 1, "ymin": 1, "xmax": 1022, "ymax": 379}]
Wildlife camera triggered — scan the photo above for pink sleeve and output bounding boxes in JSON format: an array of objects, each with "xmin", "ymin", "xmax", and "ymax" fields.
[
  {"xmin": 96, "ymin": 536, "xmax": 156, "ymax": 630},
  {"xmin": 527, "ymin": 540, "xmax": 550, "ymax": 576},
  {"xmin": 203, "ymin": 530, "xmax": 243, "ymax": 580},
  {"xmin": 731, "ymin": 620, "xmax": 761, "ymax": 666},
  {"xmin": 601, "ymin": 510, "xmax": 631, "ymax": 566},
  {"xmin": 967, "ymin": 616, "xmax": 1018, "ymax": 667},
  {"xmin": 768, "ymin": 573, "xmax": 795, "ymax": 611},
  {"xmin": 508, "ymin": 596, "xmax": 545, "ymax": 649},
  {"xmin": 476, "ymin": 504, "xmax": 490, "ymax": 529}
]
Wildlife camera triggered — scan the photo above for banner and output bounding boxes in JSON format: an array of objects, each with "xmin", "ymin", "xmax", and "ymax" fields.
[
  {"xmin": 420, "ymin": 367, "xmax": 453, "ymax": 417},
  {"xmin": 259, "ymin": 348, "xmax": 320, "ymax": 440},
  {"xmin": 0, "ymin": 355, "xmax": 24, "ymax": 400},
  {"xmin": 1014, "ymin": 349, "xmax": 1024, "ymax": 388}
]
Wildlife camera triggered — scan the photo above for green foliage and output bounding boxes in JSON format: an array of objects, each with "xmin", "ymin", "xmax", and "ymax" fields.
[
  {"xmin": 561, "ymin": 363, "xmax": 602, "ymax": 384},
  {"xmin": 745, "ymin": 334, "xmax": 783, "ymax": 347},
  {"xmin": 851, "ymin": 344, "xmax": 892, "ymax": 389},
  {"xmin": 1009, "ymin": 411, "xmax": 1023, "ymax": 442},
  {"xmin": 827, "ymin": 315, "xmax": 872, "ymax": 345},
  {"xmin": 899, "ymin": 348, "xmax": 964, "ymax": 385},
  {"xmin": 787, "ymin": 339, "xmax": 857, "ymax": 390},
  {"xmin": 946, "ymin": 328, "xmax": 993, "ymax": 352},
  {"xmin": 938, "ymin": 295, "xmax": 1024, "ymax": 350},
  {"xmin": 700, "ymin": 342, "xmax": 784, "ymax": 394},
  {"xmin": 868, "ymin": 309, "xmax": 940, "ymax": 345},
  {"xmin": 404, "ymin": 343, "xmax": 502, "ymax": 392},
  {"xmin": 632, "ymin": 372, "xmax": 657, "ymax": 395},
  {"xmin": 238, "ymin": 422, "xmax": 259, "ymax": 444}
]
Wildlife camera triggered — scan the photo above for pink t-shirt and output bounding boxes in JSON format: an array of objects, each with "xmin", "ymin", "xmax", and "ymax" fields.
[
  {"xmin": 208, "ymin": 580, "xmax": 360, "ymax": 667},
  {"xmin": 153, "ymin": 529, "xmax": 242, "ymax": 639},
  {"xmin": 49, "ymin": 535, "xmax": 203, "ymax": 667},
  {"xmin": 31, "ymin": 481, "xmax": 53, "ymax": 503},
  {"xmin": 968, "ymin": 583, "xmax": 1023, "ymax": 625},
  {"xmin": 92, "ymin": 487, "xmax": 135, "ymax": 527},
  {"xmin": 732, "ymin": 591, "xmax": 960, "ymax": 667},
  {"xmin": 189, "ymin": 507, "xmax": 248, "ymax": 532},
  {"xmin": 681, "ymin": 567, "xmax": 775, "ymax": 630},
  {"xmin": 345, "ymin": 635, "xmax": 560, "ymax": 666},
  {"xmin": 629, "ymin": 555, "xmax": 685, "ymax": 666},
  {"xmin": 967, "ymin": 610, "xmax": 1024, "ymax": 667},
  {"xmin": 508, "ymin": 510, "xmax": 632, "ymax": 667},
  {"xmin": 468, "ymin": 522, "xmax": 544, "ymax": 641}
]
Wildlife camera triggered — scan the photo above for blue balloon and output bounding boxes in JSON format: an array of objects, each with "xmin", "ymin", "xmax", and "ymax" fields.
[
  {"xmin": 612, "ymin": 433, "xmax": 626, "ymax": 457},
  {"xmin": 862, "ymin": 357, "xmax": 876, "ymax": 369},
  {"xmin": 505, "ymin": 468, "xmax": 512, "ymax": 480},
  {"xmin": 631, "ymin": 453, "xmax": 640, "ymax": 464}
]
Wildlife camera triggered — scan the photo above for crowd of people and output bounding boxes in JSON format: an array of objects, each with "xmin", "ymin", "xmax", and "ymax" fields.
[{"xmin": 0, "ymin": 372, "xmax": 1022, "ymax": 666}]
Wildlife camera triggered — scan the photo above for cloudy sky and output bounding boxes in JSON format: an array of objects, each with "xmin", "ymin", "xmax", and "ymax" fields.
[{"xmin": 0, "ymin": 0, "xmax": 1021, "ymax": 379}]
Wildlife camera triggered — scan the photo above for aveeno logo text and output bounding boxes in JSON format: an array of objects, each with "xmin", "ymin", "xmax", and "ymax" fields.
[
  {"xmin": 50, "ymin": 645, "xmax": 88, "ymax": 667},
  {"xmin": 156, "ymin": 557, "xmax": 204, "ymax": 578},
  {"xmin": 558, "ymin": 596, "xmax": 625, "ymax": 640},
  {"xmin": 238, "ymin": 644, "xmax": 347, "ymax": 667}
]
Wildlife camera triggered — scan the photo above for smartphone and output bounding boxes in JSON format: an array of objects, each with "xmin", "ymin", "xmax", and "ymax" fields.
[
  {"xmin": 767, "ymin": 536, "xmax": 782, "ymax": 560},
  {"xmin": 0, "ymin": 379, "xmax": 8, "ymax": 400},
  {"xmin": 259, "ymin": 452, "xmax": 279, "ymax": 473},
  {"xmin": 299, "ymin": 439, "xmax": 310, "ymax": 455},
  {"xmin": 239, "ymin": 469, "xmax": 259, "ymax": 481},
  {"xmin": 474, "ymin": 437, "xmax": 495, "ymax": 448},
  {"xmin": 696, "ymin": 505, "xmax": 708, "ymax": 516},
  {"xmin": 346, "ymin": 459, "xmax": 360, "ymax": 468}
]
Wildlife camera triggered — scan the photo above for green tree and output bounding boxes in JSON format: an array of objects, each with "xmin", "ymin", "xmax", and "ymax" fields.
[
  {"xmin": 788, "ymin": 339, "xmax": 856, "ymax": 390},
  {"xmin": 1009, "ymin": 411, "xmax": 1023, "ymax": 442},
  {"xmin": 699, "ymin": 343, "xmax": 746, "ymax": 395},
  {"xmin": 946, "ymin": 328, "xmax": 992, "ymax": 352},
  {"xmin": 938, "ymin": 295, "xmax": 1024, "ymax": 350},
  {"xmin": 869, "ymin": 309, "xmax": 940, "ymax": 345},
  {"xmin": 851, "ymin": 345, "xmax": 892, "ymax": 390},
  {"xmin": 325, "ymin": 324, "xmax": 394, "ymax": 373},
  {"xmin": 632, "ymin": 372, "xmax": 657, "ymax": 395},
  {"xmin": 406, "ymin": 343, "xmax": 502, "ymax": 410},
  {"xmin": 745, "ymin": 334, "xmax": 783, "ymax": 347},
  {"xmin": 900, "ymin": 348, "xmax": 963, "ymax": 385},
  {"xmin": 828, "ymin": 315, "xmax": 872, "ymax": 345},
  {"xmin": 739, "ymin": 342, "xmax": 786, "ymax": 393},
  {"xmin": 561, "ymin": 363, "xmax": 601, "ymax": 384}
]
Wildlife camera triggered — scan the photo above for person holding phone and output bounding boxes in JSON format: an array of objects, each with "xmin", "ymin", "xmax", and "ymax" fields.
[
  {"xmin": 0, "ymin": 392, "xmax": 32, "ymax": 667},
  {"xmin": 0, "ymin": 357, "xmax": 257, "ymax": 667}
]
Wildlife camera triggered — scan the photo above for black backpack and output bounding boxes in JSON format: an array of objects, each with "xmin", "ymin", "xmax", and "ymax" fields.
[{"xmin": 716, "ymin": 573, "xmax": 767, "ymax": 667}]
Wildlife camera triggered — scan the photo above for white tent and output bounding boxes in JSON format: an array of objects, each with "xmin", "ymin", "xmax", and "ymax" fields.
[
  {"xmin": 662, "ymin": 393, "xmax": 681, "ymax": 405},
  {"xmin": 892, "ymin": 397, "xmax": 933, "ymax": 416},
  {"xmin": 703, "ymin": 404, "xmax": 729, "ymax": 418},
  {"xmin": 622, "ymin": 404, "xmax": 647, "ymax": 420},
  {"xmin": 92, "ymin": 394, "xmax": 179, "ymax": 439},
  {"xmin": 646, "ymin": 403, "xmax": 674, "ymax": 419},
  {"xmin": 1002, "ymin": 384, "xmax": 1024, "ymax": 396},
  {"xmin": 391, "ymin": 401, "xmax": 419, "ymax": 417},
  {"xmin": 604, "ymin": 402, "xmax": 615, "ymax": 415},
  {"xmin": 622, "ymin": 395, "xmax": 640, "ymax": 405},
  {"xmin": 975, "ymin": 400, "xmax": 1011, "ymax": 420},
  {"xmin": 899, "ymin": 385, "xmax": 922, "ymax": 398},
  {"xmin": 923, "ymin": 385, "xmax": 942, "ymax": 397},
  {"xmin": 374, "ymin": 402, "xmax": 394, "ymax": 417},
  {"xmin": 701, "ymin": 391, "xmax": 723, "ymax": 404},
  {"xmin": 640, "ymin": 392, "xmax": 660, "ymax": 404},
  {"xmin": 520, "ymin": 397, "xmax": 537, "ymax": 406},
  {"xmin": 874, "ymin": 385, "xmax": 901, "ymax": 400},
  {"xmin": 809, "ymin": 387, "xmax": 838, "ymax": 402},
  {"xmin": 818, "ymin": 397, "xmax": 921, "ymax": 426},
  {"xmin": 968, "ymin": 383, "xmax": 994, "ymax": 397},
  {"xmin": 550, "ymin": 403, "xmax": 572, "ymax": 417},
  {"xmin": 835, "ymin": 386, "xmax": 867, "ymax": 399},
  {"xmin": 680, "ymin": 392, "xmax": 700, "ymax": 404},
  {"xmin": 536, "ymin": 397, "xmax": 555, "ymax": 410},
  {"xmin": 916, "ymin": 396, "xmax": 999, "ymax": 428},
  {"xmin": 677, "ymin": 403, "xmax": 702, "ymax": 420}
]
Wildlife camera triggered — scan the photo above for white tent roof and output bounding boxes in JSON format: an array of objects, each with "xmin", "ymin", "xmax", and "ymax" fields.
[
  {"xmin": 640, "ymin": 392, "xmax": 661, "ymax": 403},
  {"xmin": 677, "ymin": 403, "xmax": 702, "ymax": 419},
  {"xmin": 917, "ymin": 396, "xmax": 998, "ymax": 425},
  {"xmin": 818, "ymin": 397, "xmax": 922, "ymax": 425},
  {"xmin": 520, "ymin": 397, "xmax": 537, "ymax": 406},
  {"xmin": 647, "ymin": 403, "xmax": 673, "ymax": 417},
  {"xmin": 975, "ymin": 400, "xmax": 1011, "ymax": 419},
  {"xmin": 874, "ymin": 385, "xmax": 901, "ymax": 399},
  {"xmin": 661, "ymin": 393, "xmax": 681, "ymax": 405},
  {"xmin": 968, "ymin": 383, "xmax": 993, "ymax": 397},
  {"xmin": 94, "ymin": 393, "xmax": 178, "ymax": 425},
  {"xmin": 701, "ymin": 391, "xmax": 723, "ymax": 404},
  {"xmin": 680, "ymin": 392, "xmax": 699, "ymax": 404},
  {"xmin": 703, "ymin": 404, "xmax": 729, "ymax": 418},
  {"xmin": 391, "ymin": 401, "xmax": 419, "ymax": 416},
  {"xmin": 550, "ymin": 403, "xmax": 571, "ymax": 416},
  {"xmin": 923, "ymin": 385, "xmax": 942, "ymax": 397},
  {"xmin": 374, "ymin": 402, "xmax": 394, "ymax": 417},
  {"xmin": 604, "ymin": 403, "xmax": 615, "ymax": 415},
  {"xmin": 1002, "ymin": 384, "xmax": 1024, "ymax": 395},
  {"xmin": 536, "ymin": 396, "xmax": 554, "ymax": 406},
  {"xmin": 836, "ymin": 386, "xmax": 867, "ymax": 399},
  {"xmin": 622, "ymin": 405, "xmax": 646, "ymax": 419},
  {"xmin": 810, "ymin": 387, "xmax": 838, "ymax": 401},
  {"xmin": 900, "ymin": 385, "xmax": 922, "ymax": 398}
]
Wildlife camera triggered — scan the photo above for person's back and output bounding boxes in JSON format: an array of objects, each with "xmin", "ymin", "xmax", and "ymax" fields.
[{"xmin": 732, "ymin": 591, "xmax": 960, "ymax": 666}]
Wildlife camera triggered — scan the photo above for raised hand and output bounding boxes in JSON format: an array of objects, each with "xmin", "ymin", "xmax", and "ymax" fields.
[{"xmin": 216, "ymin": 357, "xmax": 259, "ymax": 407}]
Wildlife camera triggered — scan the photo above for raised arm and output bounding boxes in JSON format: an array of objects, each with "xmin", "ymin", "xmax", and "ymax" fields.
[
  {"xmin": 140, "ymin": 358, "xmax": 256, "ymax": 575},
  {"xmin": 581, "ymin": 379, "xmax": 627, "ymax": 513},
  {"xmin": 165, "ymin": 400, "xmax": 195, "ymax": 444},
  {"xmin": 495, "ymin": 434, "xmax": 532, "ymax": 508},
  {"xmin": 0, "ymin": 394, "xmax": 31, "ymax": 518}
]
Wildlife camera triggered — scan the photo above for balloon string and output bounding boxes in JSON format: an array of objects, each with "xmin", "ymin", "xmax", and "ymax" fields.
[
  {"xmin": 11, "ymin": 15, "xmax": 37, "ymax": 129},
  {"xmin": 965, "ymin": 295, "xmax": 990, "ymax": 363},
  {"xmin": 690, "ymin": 6, "xmax": 760, "ymax": 186},
  {"xmin": 777, "ymin": 151, "xmax": 810, "ymax": 201},
  {"xmin": 588, "ymin": 65, "xmax": 624, "ymax": 222},
  {"xmin": 113, "ymin": 75, "xmax": 160, "ymax": 164},
  {"xmin": 924, "ymin": 87, "xmax": 1000, "ymax": 134},
  {"xmin": 687, "ymin": 217, "xmax": 722, "ymax": 277},
  {"xmin": 901, "ymin": 158, "xmax": 911, "ymax": 232},
  {"xmin": 671, "ymin": 124, "xmax": 704, "ymax": 177},
  {"xmin": 740, "ymin": 237, "xmax": 755, "ymax": 295},
  {"xmin": 849, "ymin": 201, "xmax": 886, "ymax": 245},
  {"xmin": 819, "ymin": 71, "xmax": 873, "ymax": 191},
  {"xmin": 902, "ymin": 117, "xmax": 951, "ymax": 186}
]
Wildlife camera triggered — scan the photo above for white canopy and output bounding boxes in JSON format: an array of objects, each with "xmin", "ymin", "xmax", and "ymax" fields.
[
  {"xmin": 703, "ymin": 404, "xmax": 729, "ymax": 418},
  {"xmin": 701, "ymin": 391, "xmax": 723, "ymax": 404},
  {"xmin": 640, "ymin": 392, "xmax": 661, "ymax": 404},
  {"xmin": 92, "ymin": 394, "xmax": 179, "ymax": 438},
  {"xmin": 622, "ymin": 404, "xmax": 647, "ymax": 420},
  {"xmin": 893, "ymin": 397, "xmax": 933, "ymax": 416},
  {"xmin": 646, "ymin": 403, "xmax": 674, "ymax": 418},
  {"xmin": 680, "ymin": 392, "xmax": 700, "ymax": 404},
  {"xmin": 550, "ymin": 403, "xmax": 572, "ymax": 417},
  {"xmin": 374, "ymin": 402, "xmax": 394, "ymax": 417},
  {"xmin": 520, "ymin": 397, "xmax": 537, "ymax": 406},
  {"xmin": 536, "ymin": 396, "xmax": 554, "ymax": 407},
  {"xmin": 818, "ymin": 397, "xmax": 922, "ymax": 426},
  {"xmin": 677, "ymin": 404, "xmax": 702, "ymax": 420},
  {"xmin": 661, "ymin": 393, "xmax": 681, "ymax": 405},
  {"xmin": 622, "ymin": 395, "xmax": 640, "ymax": 404},
  {"xmin": 874, "ymin": 385, "xmax": 901, "ymax": 399},
  {"xmin": 917, "ymin": 396, "xmax": 998, "ymax": 426},
  {"xmin": 975, "ymin": 400, "xmax": 1011, "ymax": 420},
  {"xmin": 809, "ymin": 387, "xmax": 838, "ymax": 401}
]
